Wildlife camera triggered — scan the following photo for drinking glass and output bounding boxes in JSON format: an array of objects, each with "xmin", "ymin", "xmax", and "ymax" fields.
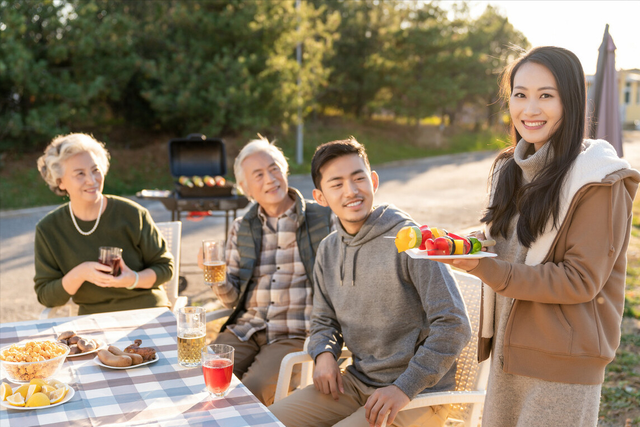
[
  {"xmin": 202, "ymin": 240, "xmax": 226, "ymax": 287},
  {"xmin": 98, "ymin": 247, "xmax": 123, "ymax": 276},
  {"xmin": 177, "ymin": 307, "xmax": 206, "ymax": 367},
  {"xmin": 202, "ymin": 344, "xmax": 234, "ymax": 398}
]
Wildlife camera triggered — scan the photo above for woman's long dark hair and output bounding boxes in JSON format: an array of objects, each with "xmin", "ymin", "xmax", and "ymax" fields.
[{"xmin": 481, "ymin": 46, "xmax": 586, "ymax": 247}]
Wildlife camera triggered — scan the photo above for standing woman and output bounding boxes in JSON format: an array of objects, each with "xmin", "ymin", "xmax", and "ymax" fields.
[
  {"xmin": 35, "ymin": 133, "xmax": 174, "ymax": 315},
  {"xmin": 448, "ymin": 46, "xmax": 639, "ymax": 425}
]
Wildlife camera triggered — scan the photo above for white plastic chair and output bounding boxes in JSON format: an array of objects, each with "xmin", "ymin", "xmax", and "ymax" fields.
[
  {"xmin": 155, "ymin": 221, "xmax": 187, "ymax": 313},
  {"xmin": 39, "ymin": 220, "xmax": 185, "ymax": 318},
  {"xmin": 205, "ymin": 308, "xmax": 233, "ymax": 323},
  {"xmin": 273, "ymin": 270, "xmax": 490, "ymax": 427}
]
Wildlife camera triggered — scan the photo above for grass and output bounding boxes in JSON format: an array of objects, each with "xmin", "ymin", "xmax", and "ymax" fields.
[
  {"xmin": 0, "ymin": 116, "xmax": 508, "ymax": 210},
  {"xmin": 599, "ymin": 193, "xmax": 640, "ymax": 426}
]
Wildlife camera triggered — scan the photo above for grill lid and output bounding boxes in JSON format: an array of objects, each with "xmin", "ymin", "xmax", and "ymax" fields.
[{"xmin": 168, "ymin": 133, "xmax": 227, "ymax": 178}]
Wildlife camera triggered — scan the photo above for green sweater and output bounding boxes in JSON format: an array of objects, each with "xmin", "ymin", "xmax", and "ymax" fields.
[{"xmin": 34, "ymin": 195, "xmax": 173, "ymax": 314}]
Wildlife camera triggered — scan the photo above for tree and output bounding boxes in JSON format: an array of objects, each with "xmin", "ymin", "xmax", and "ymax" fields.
[
  {"xmin": 0, "ymin": 0, "xmax": 76, "ymax": 149},
  {"xmin": 452, "ymin": 5, "xmax": 530, "ymax": 127},
  {"xmin": 314, "ymin": 0, "xmax": 403, "ymax": 118},
  {"xmin": 134, "ymin": 0, "xmax": 339, "ymax": 136}
]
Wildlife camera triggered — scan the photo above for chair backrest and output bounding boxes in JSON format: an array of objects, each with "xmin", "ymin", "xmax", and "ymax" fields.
[
  {"xmin": 449, "ymin": 270, "xmax": 490, "ymax": 421},
  {"xmin": 156, "ymin": 221, "xmax": 182, "ymax": 308}
]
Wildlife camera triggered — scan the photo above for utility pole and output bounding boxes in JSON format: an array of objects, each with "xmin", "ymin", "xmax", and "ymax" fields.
[{"xmin": 296, "ymin": 0, "xmax": 303, "ymax": 165}]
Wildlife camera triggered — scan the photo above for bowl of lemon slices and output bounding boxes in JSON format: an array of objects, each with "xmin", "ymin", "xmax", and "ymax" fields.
[{"xmin": 0, "ymin": 378, "xmax": 73, "ymax": 409}]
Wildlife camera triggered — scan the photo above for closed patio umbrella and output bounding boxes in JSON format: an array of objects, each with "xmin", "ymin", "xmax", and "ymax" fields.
[{"xmin": 589, "ymin": 24, "xmax": 623, "ymax": 157}]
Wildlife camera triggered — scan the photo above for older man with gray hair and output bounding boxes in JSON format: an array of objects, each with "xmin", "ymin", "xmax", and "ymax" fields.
[{"xmin": 201, "ymin": 135, "xmax": 333, "ymax": 405}]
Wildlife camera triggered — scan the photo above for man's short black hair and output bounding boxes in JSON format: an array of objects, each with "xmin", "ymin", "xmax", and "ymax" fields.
[{"xmin": 311, "ymin": 137, "xmax": 370, "ymax": 190}]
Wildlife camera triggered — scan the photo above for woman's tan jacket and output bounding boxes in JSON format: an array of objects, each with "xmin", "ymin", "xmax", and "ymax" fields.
[{"xmin": 470, "ymin": 140, "xmax": 640, "ymax": 385}]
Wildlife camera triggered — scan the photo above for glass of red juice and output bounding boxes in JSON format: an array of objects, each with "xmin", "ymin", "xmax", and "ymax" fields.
[
  {"xmin": 201, "ymin": 344, "xmax": 234, "ymax": 398},
  {"xmin": 98, "ymin": 247, "xmax": 123, "ymax": 276}
]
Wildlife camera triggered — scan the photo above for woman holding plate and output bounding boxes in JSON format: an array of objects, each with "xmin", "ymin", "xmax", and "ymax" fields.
[
  {"xmin": 438, "ymin": 46, "xmax": 639, "ymax": 425},
  {"xmin": 34, "ymin": 133, "xmax": 174, "ymax": 315}
]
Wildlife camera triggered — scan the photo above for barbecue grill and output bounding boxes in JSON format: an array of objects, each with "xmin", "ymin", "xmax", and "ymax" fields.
[{"xmin": 136, "ymin": 134, "xmax": 249, "ymax": 237}]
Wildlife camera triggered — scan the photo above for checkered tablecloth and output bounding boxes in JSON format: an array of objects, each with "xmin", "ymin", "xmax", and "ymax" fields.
[{"xmin": 0, "ymin": 307, "xmax": 285, "ymax": 427}]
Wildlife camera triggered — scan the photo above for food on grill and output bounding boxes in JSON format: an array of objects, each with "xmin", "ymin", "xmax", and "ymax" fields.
[
  {"xmin": 192, "ymin": 176, "xmax": 204, "ymax": 187},
  {"xmin": 203, "ymin": 175, "xmax": 216, "ymax": 187},
  {"xmin": 214, "ymin": 176, "xmax": 226, "ymax": 186},
  {"xmin": 124, "ymin": 339, "xmax": 157, "ymax": 362},
  {"xmin": 178, "ymin": 176, "xmax": 194, "ymax": 188}
]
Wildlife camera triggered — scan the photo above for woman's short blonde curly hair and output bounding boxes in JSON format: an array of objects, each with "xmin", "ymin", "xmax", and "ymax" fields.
[{"xmin": 37, "ymin": 133, "xmax": 111, "ymax": 196}]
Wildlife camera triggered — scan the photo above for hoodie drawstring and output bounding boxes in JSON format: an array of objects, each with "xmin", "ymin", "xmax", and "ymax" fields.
[
  {"xmin": 351, "ymin": 247, "xmax": 359, "ymax": 286},
  {"xmin": 339, "ymin": 243, "xmax": 360, "ymax": 287}
]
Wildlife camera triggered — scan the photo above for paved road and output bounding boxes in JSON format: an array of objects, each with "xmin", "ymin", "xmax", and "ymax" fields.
[{"xmin": 2, "ymin": 131, "xmax": 640, "ymax": 323}]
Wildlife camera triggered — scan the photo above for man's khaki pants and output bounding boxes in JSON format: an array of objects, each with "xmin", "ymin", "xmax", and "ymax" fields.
[
  {"xmin": 269, "ymin": 370, "xmax": 449, "ymax": 427},
  {"xmin": 212, "ymin": 329, "xmax": 304, "ymax": 406}
]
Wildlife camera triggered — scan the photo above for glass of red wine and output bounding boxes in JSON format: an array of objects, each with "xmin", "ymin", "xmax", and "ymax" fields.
[
  {"xmin": 201, "ymin": 344, "xmax": 234, "ymax": 398},
  {"xmin": 98, "ymin": 247, "xmax": 123, "ymax": 276}
]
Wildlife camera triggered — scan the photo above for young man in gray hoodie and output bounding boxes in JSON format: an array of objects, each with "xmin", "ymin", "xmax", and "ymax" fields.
[{"xmin": 269, "ymin": 138, "xmax": 471, "ymax": 427}]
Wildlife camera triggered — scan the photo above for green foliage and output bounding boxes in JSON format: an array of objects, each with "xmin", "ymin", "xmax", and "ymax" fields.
[
  {"xmin": 600, "ymin": 333, "xmax": 640, "ymax": 423},
  {"xmin": 0, "ymin": 0, "xmax": 338, "ymax": 150},
  {"xmin": 0, "ymin": 1, "xmax": 529, "ymax": 151}
]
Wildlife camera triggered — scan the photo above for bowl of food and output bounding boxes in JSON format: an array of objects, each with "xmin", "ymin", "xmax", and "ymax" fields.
[{"xmin": 0, "ymin": 340, "xmax": 70, "ymax": 384}]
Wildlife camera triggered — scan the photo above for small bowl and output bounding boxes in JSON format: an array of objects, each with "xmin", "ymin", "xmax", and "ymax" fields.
[{"xmin": 0, "ymin": 341, "xmax": 70, "ymax": 384}]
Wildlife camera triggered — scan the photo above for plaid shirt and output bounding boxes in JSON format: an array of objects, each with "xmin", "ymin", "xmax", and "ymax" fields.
[{"xmin": 214, "ymin": 202, "xmax": 312, "ymax": 343}]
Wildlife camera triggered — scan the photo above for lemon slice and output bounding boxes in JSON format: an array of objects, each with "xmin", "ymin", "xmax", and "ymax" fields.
[
  {"xmin": 14, "ymin": 384, "xmax": 30, "ymax": 399},
  {"xmin": 6, "ymin": 393, "xmax": 26, "ymax": 407},
  {"xmin": 0, "ymin": 382, "xmax": 12, "ymax": 401},
  {"xmin": 41, "ymin": 385, "xmax": 57, "ymax": 394},
  {"xmin": 48, "ymin": 386, "xmax": 68, "ymax": 404},
  {"xmin": 29, "ymin": 379, "xmax": 47, "ymax": 387},
  {"xmin": 25, "ymin": 384, "xmax": 41, "ymax": 401},
  {"xmin": 25, "ymin": 392, "xmax": 50, "ymax": 407},
  {"xmin": 45, "ymin": 378, "xmax": 66, "ymax": 389}
]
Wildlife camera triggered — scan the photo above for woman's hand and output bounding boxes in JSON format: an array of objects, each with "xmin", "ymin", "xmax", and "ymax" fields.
[
  {"xmin": 96, "ymin": 258, "xmax": 137, "ymax": 288},
  {"xmin": 62, "ymin": 261, "xmax": 113, "ymax": 294},
  {"xmin": 428, "ymin": 257, "xmax": 480, "ymax": 272}
]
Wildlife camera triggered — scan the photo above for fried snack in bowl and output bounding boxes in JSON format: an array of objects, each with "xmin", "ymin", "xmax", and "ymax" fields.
[{"xmin": 0, "ymin": 341, "xmax": 70, "ymax": 384}]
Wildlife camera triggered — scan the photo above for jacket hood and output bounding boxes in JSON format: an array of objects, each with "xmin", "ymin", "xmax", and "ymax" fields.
[
  {"xmin": 335, "ymin": 204, "xmax": 414, "ymax": 286},
  {"xmin": 526, "ymin": 139, "xmax": 637, "ymax": 265}
]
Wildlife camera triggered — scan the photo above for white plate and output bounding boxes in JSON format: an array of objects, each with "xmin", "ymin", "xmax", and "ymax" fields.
[
  {"xmin": 0, "ymin": 384, "xmax": 75, "ymax": 411},
  {"xmin": 406, "ymin": 249, "xmax": 498, "ymax": 260},
  {"xmin": 66, "ymin": 339, "xmax": 106, "ymax": 358},
  {"xmin": 93, "ymin": 353, "xmax": 159, "ymax": 370}
]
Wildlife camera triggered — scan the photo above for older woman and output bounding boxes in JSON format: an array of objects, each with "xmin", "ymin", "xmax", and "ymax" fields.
[{"xmin": 35, "ymin": 133, "xmax": 174, "ymax": 315}]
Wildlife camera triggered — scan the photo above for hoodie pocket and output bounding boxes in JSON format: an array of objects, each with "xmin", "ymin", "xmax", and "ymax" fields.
[{"xmin": 507, "ymin": 301, "xmax": 573, "ymax": 355}]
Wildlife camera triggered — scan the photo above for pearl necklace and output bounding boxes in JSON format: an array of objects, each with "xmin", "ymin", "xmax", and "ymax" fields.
[{"xmin": 69, "ymin": 195, "xmax": 104, "ymax": 236}]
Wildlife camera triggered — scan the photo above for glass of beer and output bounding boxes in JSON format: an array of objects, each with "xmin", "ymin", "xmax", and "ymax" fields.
[
  {"xmin": 202, "ymin": 344, "xmax": 234, "ymax": 398},
  {"xmin": 202, "ymin": 240, "xmax": 226, "ymax": 287},
  {"xmin": 177, "ymin": 307, "xmax": 206, "ymax": 367},
  {"xmin": 98, "ymin": 247, "xmax": 123, "ymax": 276}
]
